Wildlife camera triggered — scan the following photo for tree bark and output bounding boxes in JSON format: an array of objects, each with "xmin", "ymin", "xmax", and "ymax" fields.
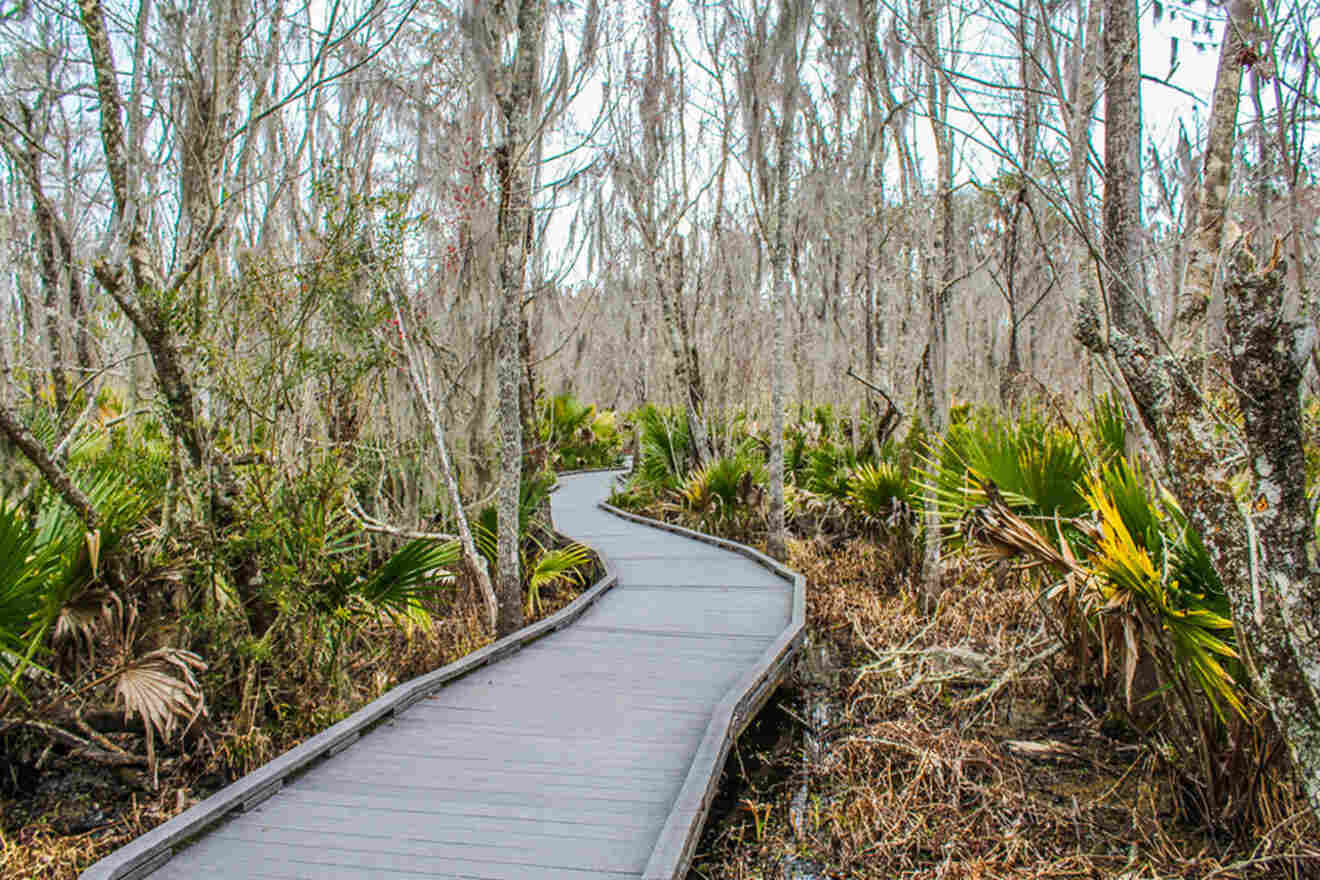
[
  {"xmin": 78, "ymin": 0, "xmax": 206, "ymax": 470},
  {"xmin": 1220, "ymin": 245, "xmax": 1320, "ymax": 812},
  {"xmin": 1174, "ymin": 0, "xmax": 1253, "ymax": 361},
  {"xmin": 1100, "ymin": 0, "xmax": 1154, "ymax": 345},
  {"xmin": 487, "ymin": 0, "xmax": 548, "ymax": 637},
  {"xmin": 764, "ymin": 0, "xmax": 804, "ymax": 563},
  {"xmin": 389, "ymin": 287, "xmax": 499, "ymax": 633},
  {"xmin": 0, "ymin": 400, "xmax": 101, "ymax": 532},
  {"xmin": 920, "ymin": 0, "xmax": 955, "ymax": 605}
]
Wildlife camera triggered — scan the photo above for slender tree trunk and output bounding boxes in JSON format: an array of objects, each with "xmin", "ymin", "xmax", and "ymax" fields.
[
  {"xmin": 78, "ymin": 0, "xmax": 206, "ymax": 469},
  {"xmin": 920, "ymin": 0, "xmax": 955, "ymax": 606},
  {"xmin": 489, "ymin": 0, "xmax": 547, "ymax": 637},
  {"xmin": 1100, "ymin": 0, "xmax": 1153, "ymax": 344},
  {"xmin": 389, "ymin": 288, "xmax": 499, "ymax": 633},
  {"xmin": 1174, "ymin": 0, "xmax": 1253, "ymax": 360},
  {"xmin": 765, "ymin": 2, "xmax": 803, "ymax": 563}
]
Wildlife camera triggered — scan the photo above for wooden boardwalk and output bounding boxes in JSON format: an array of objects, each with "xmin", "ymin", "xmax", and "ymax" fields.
[{"xmin": 81, "ymin": 470, "xmax": 804, "ymax": 880}]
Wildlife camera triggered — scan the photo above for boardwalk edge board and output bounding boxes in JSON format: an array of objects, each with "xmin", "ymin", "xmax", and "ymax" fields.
[
  {"xmin": 79, "ymin": 469, "xmax": 625, "ymax": 880},
  {"xmin": 596, "ymin": 500, "xmax": 807, "ymax": 880}
]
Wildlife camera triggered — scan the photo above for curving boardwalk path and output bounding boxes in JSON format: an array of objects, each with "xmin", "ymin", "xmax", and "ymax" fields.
[{"xmin": 82, "ymin": 470, "xmax": 804, "ymax": 880}]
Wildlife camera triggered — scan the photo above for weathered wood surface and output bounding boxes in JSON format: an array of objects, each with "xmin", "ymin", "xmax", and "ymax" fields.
[{"xmin": 80, "ymin": 469, "xmax": 804, "ymax": 880}]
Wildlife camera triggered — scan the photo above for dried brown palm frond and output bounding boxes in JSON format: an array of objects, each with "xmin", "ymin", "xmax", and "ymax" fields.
[
  {"xmin": 113, "ymin": 647, "xmax": 208, "ymax": 788},
  {"xmin": 52, "ymin": 587, "xmax": 117, "ymax": 669},
  {"xmin": 960, "ymin": 496, "xmax": 1072, "ymax": 572}
]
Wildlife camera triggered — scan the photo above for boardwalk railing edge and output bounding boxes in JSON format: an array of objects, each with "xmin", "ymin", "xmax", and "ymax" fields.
[
  {"xmin": 80, "ymin": 468, "xmax": 625, "ymax": 880},
  {"xmin": 597, "ymin": 499, "xmax": 807, "ymax": 880}
]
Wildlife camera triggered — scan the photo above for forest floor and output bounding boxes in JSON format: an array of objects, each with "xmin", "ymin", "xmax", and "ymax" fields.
[
  {"xmin": 684, "ymin": 537, "xmax": 1320, "ymax": 880},
  {"xmin": 0, "ymin": 573, "xmax": 593, "ymax": 880}
]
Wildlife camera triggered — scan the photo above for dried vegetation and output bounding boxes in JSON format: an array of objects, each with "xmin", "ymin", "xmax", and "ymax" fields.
[{"xmin": 689, "ymin": 538, "xmax": 1320, "ymax": 879}]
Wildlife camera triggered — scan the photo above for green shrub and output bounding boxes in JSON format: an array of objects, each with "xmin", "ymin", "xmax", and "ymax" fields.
[{"xmin": 635, "ymin": 404, "xmax": 692, "ymax": 491}]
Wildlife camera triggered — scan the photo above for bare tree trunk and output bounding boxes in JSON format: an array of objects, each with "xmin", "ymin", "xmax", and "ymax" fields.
[
  {"xmin": 389, "ymin": 288, "xmax": 498, "ymax": 633},
  {"xmin": 487, "ymin": 0, "xmax": 547, "ymax": 637},
  {"xmin": 920, "ymin": 0, "xmax": 955, "ymax": 606},
  {"xmin": 1100, "ymin": 0, "xmax": 1154, "ymax": 345},
  {"xmin": 763, "ymin": 0, "xmax": 806, "ymax": 563},
  {"xmin": 1174, "ymin": 0, "xmax": 1253, "ymax": 360},
  {"xmin": 78, "ymin": 0, "xmax": 206, "ymax": 469}
]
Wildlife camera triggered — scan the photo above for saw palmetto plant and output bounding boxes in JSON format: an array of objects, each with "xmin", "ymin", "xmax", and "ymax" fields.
[
  {"xmin": 677, "ymin": 451, "xmax": 766, "ymax": 534},
  {"xmin": 847, "ymin": 462, "xmax": 913, "ymax": 524},
  {"xmin": 635, "ymin": 404, "xmax": 694, "ymax": 492},
  {"xmin": 525, "ymin": 541, "xmax": 593, "ymax": 616},
  {"xmin": 0, "ymin": 496, "xmax": 58, "ymax": 695},
  {"xmin": 923, "ymin": 405, "xmax": 1257, "ymax": 822}
]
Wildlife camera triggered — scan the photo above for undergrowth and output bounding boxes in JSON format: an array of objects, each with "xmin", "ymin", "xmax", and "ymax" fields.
[{"xmin": 686, "ymin": 537, "xmax": 1320, "ymax": 880}]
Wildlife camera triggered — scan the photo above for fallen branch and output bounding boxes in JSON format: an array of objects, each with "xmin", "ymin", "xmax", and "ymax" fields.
[
  {"xmin": 954, "ymin": 641, "xmax": 1063, "ymax": 709},
  {"xmin": 13, "ymin": 719, "xmax": 146, "ymax": 767},
  {"xmin": 343, "ymin": 489, "xmax": 458, "ymax": 543}
]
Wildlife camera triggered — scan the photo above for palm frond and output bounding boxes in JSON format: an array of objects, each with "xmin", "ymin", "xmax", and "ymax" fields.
[
  {"xmin": 1082, "ymin": 475, "xmax": 1246, "ymax": 720},
  {"xmin": 526, "ymin": 543, "xmax": 592, "ymax": 614},
  {"xmin": 847, "ymin": 462, "xmax": 912, "ymax": 520},
  {"xmin": 114, "ymin": 647, "xmax": 208, "ymax": 787},
  {"xmin": 355, "ymin": 539, "xmax": 459, "ymax": 619}
]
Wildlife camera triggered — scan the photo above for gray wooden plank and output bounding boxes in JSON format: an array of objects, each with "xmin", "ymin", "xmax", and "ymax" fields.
[
  {"xmin": 268, "ymin": 787, "xmax": 671, "ymax": 828},
  {"xmin": 292, "ymin": 776, "xmax": 676, "ymax": 810},
  {"xmin": 241, "ymin": 799, "xmax": 649, "ymax": 843},
  {"xmin": 208, "ymin": 824, "xmax": 650, "ymax": 874},
  {"xmin": 151, "ymin": 843, "xmax": 642, "ymax": 880}
]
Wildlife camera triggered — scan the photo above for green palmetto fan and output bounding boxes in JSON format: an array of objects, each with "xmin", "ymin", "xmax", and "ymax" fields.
[
  {"xmin": 525, "ymin": 541, "xmax": 593, "ymax": 615},
  {"xmin": 1081, "ymin": 473, "xmax": 1245, "ymax": 721},
  {"xmin": 679, "ymin": 452, "xmax": 766, "ymax": 518},
  {"xmin": 636, "ymin": 405, "xmax": 692, "ymax": 491},
  {"xmin": 804, "ymin": 443, "xmax": 856, "ymax": 502},
  {"xmin": 541, "ymin": 392, "xmax": 596, "ymax": 443},
  {"xmin": 923, "ymin": 410, "xmax": 1090, "ymax": 554},
  {"xmin": 0, "ymin": 498, "xmax": 60, "ymax": 695},
  {"xmin": 473, "ymin": 470, "xmax": 558, "ymax": 572},
  {"xmin": 3, "ymin": 467, "xmax": 154, "ymax": 697},
  {"xmin": 1085, "ymin": 393, "xmax": 1129, "ymax": 464},
  {"xmin": 353, "ymin": 538, "xmax": 459, "ymax": 625},
  {"xmin": 847, "ymin": 461, "xmax": 912, "ymax": 520}
]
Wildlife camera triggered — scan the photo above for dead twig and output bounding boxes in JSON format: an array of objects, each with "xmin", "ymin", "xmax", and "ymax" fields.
[{"xmin": 343, "ymin": 488, "xmax": 458, "ymax": 542}]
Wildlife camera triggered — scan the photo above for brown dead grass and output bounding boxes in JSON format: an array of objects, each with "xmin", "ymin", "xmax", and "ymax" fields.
[{"xmin": 688, "ymin": 537, "xmax": 1320, "ymax": 880}]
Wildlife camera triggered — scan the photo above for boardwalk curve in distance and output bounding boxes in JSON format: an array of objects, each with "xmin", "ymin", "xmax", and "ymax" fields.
[{"xmin": 79, "ymin": 469, "xmax": 805, "ymax": 880}]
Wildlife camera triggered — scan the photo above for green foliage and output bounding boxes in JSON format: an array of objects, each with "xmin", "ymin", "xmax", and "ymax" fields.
[
  {"xmin": 0, "ymin": 461, "xmax": 154, "ymax": 697},
  {"xmin": 678, "ymin": 452, "xmax": 766, "ymax": 530},
  {"xmin": 811, "ymin": 404, "xmax": 836, "ymax": 440},
  {"xmin": 928, "ymin": 404, "xmax": 1251, "ymax": 816},
  {"xmin": 805, "ymin": 444, "xmax": 858, "ymax": 502},
  {"xmin": 525, "ymin": 541, "xmax": 593, "ymax": 615},
  {"xmin": 0, "ymin": 497, "xmax": 56, "ymax": 691},
  {"xmin": 925, "ymin": 409, "xmax": 1091, "ymax": 552},
  {"xmin": 473, "ymin": 470, "xmax": 558, "ymax": 572},
  {"xmin": 1083, "ymin": 471, "xmax": 1244, "ymax": 720},
  {"xmin": 785, "ymin": 427, "xmax": 810, "ymax": 482},
  {"xmin": 847, "ymin": 462, "xmax": 912, "ymax": 520},
  {"xmin": 353, "ymin": 539, "xmax": 460, "ymax": 624},
  {"xmin": 635, "ymin": 405, "xmax": 692, "ymax": 491},
  {"xmin": 541, "ymin": 393, "xmax": 622, "ymax": 470},
  {"xmin": 1086, "ymin": 394, "xmax": 1129, "ymax": 464}
]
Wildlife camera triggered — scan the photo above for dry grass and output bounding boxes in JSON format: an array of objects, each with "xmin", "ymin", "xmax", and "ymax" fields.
[{"xmin": 689, "ymin": 538, "xmax": 1320, "ymax": 880}]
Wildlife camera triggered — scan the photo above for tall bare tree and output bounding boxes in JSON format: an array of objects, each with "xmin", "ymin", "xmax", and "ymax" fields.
[{"xmin": 737, "ymin": 0, "xmax": 810, "ymax": 561}]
